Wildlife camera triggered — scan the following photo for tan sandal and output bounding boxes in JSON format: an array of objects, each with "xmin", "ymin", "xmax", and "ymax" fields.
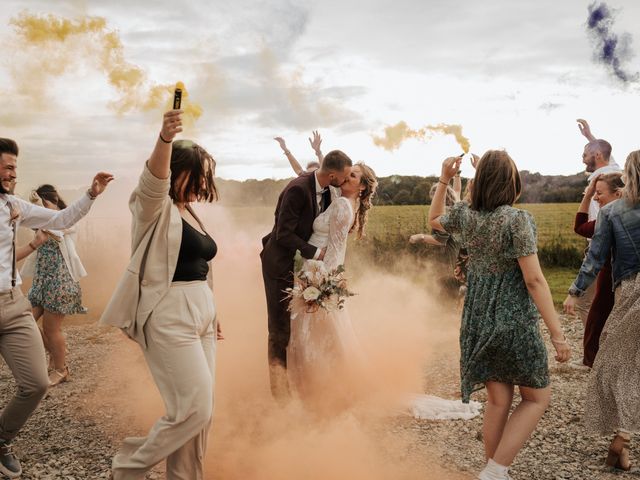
[
  {"xmin": 606, "ymin": 433, "xmax": 631, "ymax": 471},
  {"xmin": 48, "ymin": 366, "xmax": 69, "ymax": 387}
]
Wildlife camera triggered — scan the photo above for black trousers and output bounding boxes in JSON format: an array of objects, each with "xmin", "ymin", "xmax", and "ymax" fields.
[{"xmin": 261, "ymin": 263, "xmax": 294, "ymax": 400}]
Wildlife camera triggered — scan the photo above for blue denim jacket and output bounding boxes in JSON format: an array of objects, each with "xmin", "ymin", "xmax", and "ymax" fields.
[{"xmin": 571, "ymin": 198, "xmax": 640, "ymax": 295}]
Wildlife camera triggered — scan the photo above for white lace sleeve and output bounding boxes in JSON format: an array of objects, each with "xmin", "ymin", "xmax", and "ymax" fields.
[{"xmin": 323, "ymin": 198, "xmax": 353, "ymax": 271}]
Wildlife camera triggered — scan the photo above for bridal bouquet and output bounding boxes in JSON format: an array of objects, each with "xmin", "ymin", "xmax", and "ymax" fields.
[{"xmin": 286, "ymin": 260, "xmax": 354, "ymax": 317}]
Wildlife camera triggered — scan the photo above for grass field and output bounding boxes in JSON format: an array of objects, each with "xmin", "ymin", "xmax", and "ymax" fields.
[
  {"xmin": 365, "ymin": 203, "xmax": 584, "ymax": 252},
  {"xmin": 362, "ymin": 204, "xmax": 582, "ymax": 305},
  {"xmin": 231, "ymin": 203, "xmax": 583, "ymax": 248}
]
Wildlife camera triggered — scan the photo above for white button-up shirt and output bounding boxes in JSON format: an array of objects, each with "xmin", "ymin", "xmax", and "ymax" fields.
[
  {"xmin": 313, "ymin": 171, "xmax": 340, "ymax": 213},
  {"xmin": 312, "ymin": 172, "xmax": 340, "ymax": 259},
  {"xmin": 0, "ymin": 192, "xmax": 94, "ymax": 291}
]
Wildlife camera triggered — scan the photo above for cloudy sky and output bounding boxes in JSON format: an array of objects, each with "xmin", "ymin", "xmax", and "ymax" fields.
[{"xmin": 1, "ymin": 0, "xmax": 640, "ymax": 192}]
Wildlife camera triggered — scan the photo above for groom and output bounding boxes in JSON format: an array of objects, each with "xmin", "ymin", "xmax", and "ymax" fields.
[{"xmin": 260, "ymin": 150, "xmax": 352, "ymax": 400}]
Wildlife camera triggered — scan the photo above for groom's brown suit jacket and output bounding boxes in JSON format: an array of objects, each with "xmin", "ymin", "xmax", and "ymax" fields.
[{"xmin": 260, "ymin": 172, "xmax": 320, "ymax": 278}]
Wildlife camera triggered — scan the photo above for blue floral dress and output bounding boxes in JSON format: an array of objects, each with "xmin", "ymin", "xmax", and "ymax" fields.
[
  {"xmin": 440, "ymin": 203, "xmax": 549, "ymax": 402},
  {"xmin": 28, "ymin": 238, "xmax": 86, "ymax": 315}
]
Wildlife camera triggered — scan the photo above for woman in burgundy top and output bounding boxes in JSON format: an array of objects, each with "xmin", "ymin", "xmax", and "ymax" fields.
[{"xmin": 574, "ymin": 172, "xmax": 624, "ymax": 367}]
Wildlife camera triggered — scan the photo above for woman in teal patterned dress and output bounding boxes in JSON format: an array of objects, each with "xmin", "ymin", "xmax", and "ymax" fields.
[
  {"xmin": 27, "ymin": 185, "xmax": 87, "ymax": 387},
  {"xmin": 430, "ymin": 151, "xmax": 571, "ymax": 480}
]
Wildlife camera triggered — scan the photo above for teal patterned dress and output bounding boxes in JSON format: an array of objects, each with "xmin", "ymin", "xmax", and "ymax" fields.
[
  {"xmin": 440, "ymin": 203, "xmax": 549, "ymax": 403},
  {"xmin": 28, "ymin": 238, "xmax": 86, "ymax": 315}
]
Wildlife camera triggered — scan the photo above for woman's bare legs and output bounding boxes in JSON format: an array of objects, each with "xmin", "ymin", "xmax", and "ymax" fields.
[
  {"xmin": 42, "ymin": 310, "xmax": 66, "ymax": 371},
  {"xmin": 492, "ymin": 385, "xmax": 550, "ymax": 466},
  {"xmin": 483, "ymin": 382, "xmax": 514, "ymax": 460},
  {"xmin": 32, "ymin": 305, "xmax": 55, "ymax": 370}
]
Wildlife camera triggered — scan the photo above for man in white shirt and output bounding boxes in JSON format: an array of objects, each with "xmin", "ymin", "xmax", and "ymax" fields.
[{"xmin": 0, "ymin": 138, "xmax": 113, "ymax": 478}]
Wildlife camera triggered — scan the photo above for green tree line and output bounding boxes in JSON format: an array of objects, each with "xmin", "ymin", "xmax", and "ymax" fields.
[{"xmin": 215, "ymin": 171, "xmax": 588, "ymax": 206}]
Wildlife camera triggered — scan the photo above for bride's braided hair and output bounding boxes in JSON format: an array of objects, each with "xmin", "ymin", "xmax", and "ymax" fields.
[{"xmin": 351, "ymin": 162, "xmax": 378, "ymax": 239}]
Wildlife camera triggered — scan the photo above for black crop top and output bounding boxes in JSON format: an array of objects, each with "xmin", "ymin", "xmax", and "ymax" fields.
[{"xmin": 172, "ymin": 219, "xmax": 217, "ymax": 282}]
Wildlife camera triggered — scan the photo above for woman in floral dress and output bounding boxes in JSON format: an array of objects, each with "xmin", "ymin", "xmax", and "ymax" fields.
[
  {"xmin": 430, "ymin": 151, "xmax": 570, "ymax": 480},
  {"xmin": 27, "ymin": 185, "xmax": 87, "ymax": 386}
]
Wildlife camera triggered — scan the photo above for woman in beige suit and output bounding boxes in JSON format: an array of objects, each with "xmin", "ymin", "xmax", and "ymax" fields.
[{"xmin": 102, "ymin": 109, "xmax": 222, "ymax": 480}]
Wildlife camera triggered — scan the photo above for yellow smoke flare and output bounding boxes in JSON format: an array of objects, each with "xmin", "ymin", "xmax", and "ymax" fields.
[
  {"xmin": 426, "ymin": 124, "xmax": 470, "ymax": 153},
  {"xmin": 172, "ymin": 82, "xmax": 203, "ymax": 120},
  {"xmin": 373, "ymin": 121, "xmax": 470, "ymax": 153},
  {"xmin": 9, "ymin": 12, "xmax": 203, "ymax": 122}
]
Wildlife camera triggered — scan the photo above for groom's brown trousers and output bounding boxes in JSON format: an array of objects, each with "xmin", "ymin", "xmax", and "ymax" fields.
[{"xmin": 261, "ymin": 266, "xmax": 293, "ymax": 401}]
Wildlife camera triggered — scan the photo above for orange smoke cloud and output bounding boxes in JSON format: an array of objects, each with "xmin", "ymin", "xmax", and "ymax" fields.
[
  {"xmin": 78, "ymin": 200, "xmax": 469, "ymax": 480},
  {"xmin": 373, "ymin": 121, "xmax": 470, "ymax": 153},
  {"xmin": 9, "ymin": 12, "xmax": 202, "ymax": 122}
]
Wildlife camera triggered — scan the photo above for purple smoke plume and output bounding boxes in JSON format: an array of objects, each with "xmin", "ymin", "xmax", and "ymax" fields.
[{"xmin": 586, "ymin": 2, "xmax": 638, "ymax": 83}]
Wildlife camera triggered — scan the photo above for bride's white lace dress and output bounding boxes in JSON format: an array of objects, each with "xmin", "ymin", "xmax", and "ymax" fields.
[
  {"xmin": 287, "ymin": 197, "xmax": 480, "ymax": 420},
  {"xmin": 287, "ymin": 197, "xmax": 366, "ymax": 410}
]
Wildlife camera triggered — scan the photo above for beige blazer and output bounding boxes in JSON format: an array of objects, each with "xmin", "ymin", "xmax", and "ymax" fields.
[{"xmin": 100, "ymin": 163, "xmax": 213, "ymax": 348}]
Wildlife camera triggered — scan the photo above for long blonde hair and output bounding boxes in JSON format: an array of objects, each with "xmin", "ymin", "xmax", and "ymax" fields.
[
  {"xmin": 429, "ymin": 183, "xmax": 457, "ymax": 206},
  {"xmin": 623, "ymin": 150, "xmax": 640, "ymax": 205},
  {"xmin": 352, "ymin": 162, "xmax": 378, "ymax": 239}
]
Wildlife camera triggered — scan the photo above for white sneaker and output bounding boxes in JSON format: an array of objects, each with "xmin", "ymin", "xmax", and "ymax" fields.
[
  {"xmin": 478, "ymin": 459, "xmax": 511, "ymax": 479},
  {"xmin": 567, "ymin": 359, "xmax": 590, "ymax": 371},
  {"xmin": 478, "ymin": 472, "xmax": 512, "ymax": 480}
]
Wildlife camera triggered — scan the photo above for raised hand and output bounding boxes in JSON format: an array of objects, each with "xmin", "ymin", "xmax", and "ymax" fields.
[
  {"xmin": 584, "ymin": 175, "xmax": 600, "ymax": 198},
  {"xmin": 441, "ymin": 156, "xmax": 463, "ymax": 182},
  {"xmin": 161, "ymin": 109, "xmax": 183, "ymax": 143},
  {"xmin": 274, "ymin": 137, "xmax": 287, "ymax": 151},
  {"xmin": 309, "ymin": 130, "xmax": 322, "ymax": 152},
  {"xmin": 89, "ymin": 172, "xmax": 114, "ymax": 197},
  {"xmin": 576, "ymin": 119, "xmax": 595, "ymax": 141}
]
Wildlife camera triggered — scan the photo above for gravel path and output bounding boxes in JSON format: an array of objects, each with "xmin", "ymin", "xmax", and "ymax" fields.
[{"xmin": 1, "ymin": 316, "xmax": 636, "ymax": 479}]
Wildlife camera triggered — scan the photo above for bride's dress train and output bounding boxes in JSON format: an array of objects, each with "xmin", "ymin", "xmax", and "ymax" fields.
[{"xmin": 287, "ymin": 196, "xmax": 480, "ymax": 420}]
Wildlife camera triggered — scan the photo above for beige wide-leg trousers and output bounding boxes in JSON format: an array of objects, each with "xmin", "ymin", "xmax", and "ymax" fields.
[{"xmin": 112, "ymin": 281, "xmax": 216, "ymax": 480}]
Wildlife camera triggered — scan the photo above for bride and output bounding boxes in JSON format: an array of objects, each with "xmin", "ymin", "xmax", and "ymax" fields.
[
  {"xmin": 286, "ymin": 162, "xmax": 480, "ymax": 420},
  {"xmin": 287, "ymin": 162, "xmax": 375, "ymax": 413}
]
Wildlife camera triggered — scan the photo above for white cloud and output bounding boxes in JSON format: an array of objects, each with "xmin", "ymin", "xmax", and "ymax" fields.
[{"xmin": 1, "ymin": 0, "xmax": 640, "ymax": 188}]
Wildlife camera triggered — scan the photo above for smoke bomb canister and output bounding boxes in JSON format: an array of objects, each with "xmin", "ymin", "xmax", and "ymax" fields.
[{"xmin": 173, "ymin": 88, "xmax": 182, "ymax": 110}]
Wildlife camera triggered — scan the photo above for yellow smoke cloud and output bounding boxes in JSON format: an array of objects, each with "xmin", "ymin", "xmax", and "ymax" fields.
[
  {"xmin": 9, "ymin": 12, "xmax": 202, "ymax": 122},
  {"xmin": 426, "ymin": 123, "xmax": 470, "ymax": 153},
  {"xmin": 373, "ymin": 121, "xmax": 470, "ymax": 153}
]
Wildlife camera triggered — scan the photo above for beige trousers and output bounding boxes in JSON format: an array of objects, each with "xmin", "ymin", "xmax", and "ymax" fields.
[
  {"xmin": 0, "ymin": 288, "xmax": 49, "ymax": 442},
  {"xmin": 112, "ymin": 281, "xmax": 216, "ymax": 480}
]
